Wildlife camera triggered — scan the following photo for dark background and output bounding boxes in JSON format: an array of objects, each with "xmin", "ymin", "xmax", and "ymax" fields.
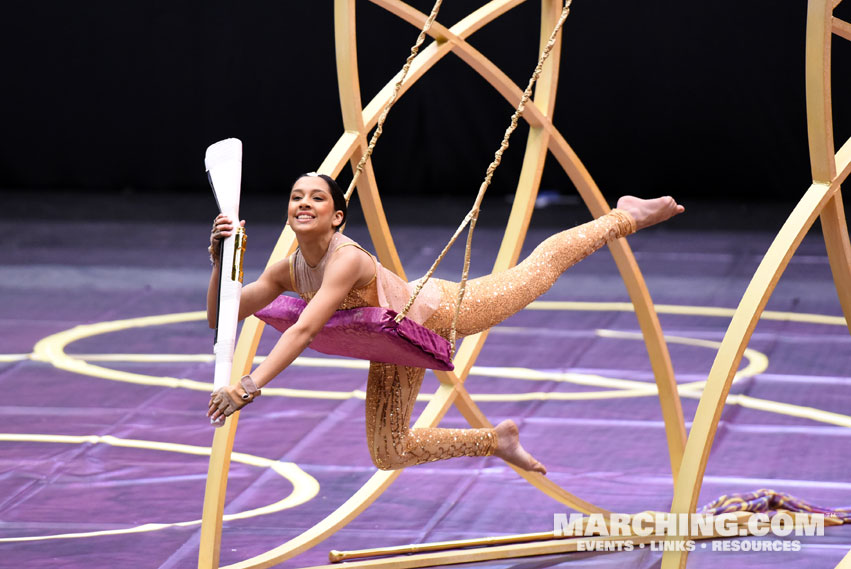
[{"xmin": 2, "ymin": 0, "xmax": 851, "ymax": 222}]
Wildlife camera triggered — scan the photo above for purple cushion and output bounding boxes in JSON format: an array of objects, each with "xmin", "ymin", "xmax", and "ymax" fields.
[{"xmin": 255, "ymin": 295, "xmax": 454, "ymax": 371}]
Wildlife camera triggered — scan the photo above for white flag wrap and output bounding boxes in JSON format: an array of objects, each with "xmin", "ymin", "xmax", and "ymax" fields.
[{"xmin": 206, "ymin": 138, "xmax": 244, "ymax": 425}]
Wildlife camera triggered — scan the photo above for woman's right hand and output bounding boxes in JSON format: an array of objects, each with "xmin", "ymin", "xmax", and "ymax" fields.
[{"xmin": 209, "ymin": 214, "xmax": 245, "ymax": 262}]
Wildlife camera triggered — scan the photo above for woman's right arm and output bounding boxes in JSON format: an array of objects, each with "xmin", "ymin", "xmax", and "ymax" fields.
[{"xmin": 206, "ymin": 215, "xmax": 291, "ymax": 328}]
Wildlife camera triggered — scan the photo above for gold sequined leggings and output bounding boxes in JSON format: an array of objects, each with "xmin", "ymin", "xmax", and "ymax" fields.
[{"xmin": 365, "ymin": 210, "xmax": 636, "ymax": 470}]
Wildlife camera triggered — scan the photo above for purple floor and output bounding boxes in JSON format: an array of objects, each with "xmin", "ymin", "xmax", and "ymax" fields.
[{"xmin": 2, "ymin": 211, "xmax": 850, "ymax": 568}]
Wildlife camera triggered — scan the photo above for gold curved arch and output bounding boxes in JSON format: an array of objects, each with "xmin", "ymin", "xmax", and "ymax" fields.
[
  {"xmin": 663, "ymin": 1, "xmax": 851, "ymax": 567},
  {"xmin": 199, "ymin": 2, "xmax": 684, "ymax": 568}
]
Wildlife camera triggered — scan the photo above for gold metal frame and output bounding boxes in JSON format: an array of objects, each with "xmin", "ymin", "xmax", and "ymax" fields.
[
  {"xmin": 198, "ymin": 1, "xmax": 690, "ymax": 567},
  {"xmin": 661, "ymin": 0, "xmax": 851, "ymax": 567}
]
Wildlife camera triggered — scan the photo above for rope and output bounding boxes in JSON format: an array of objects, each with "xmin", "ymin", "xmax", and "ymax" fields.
[
  {"xmin": 343, "ymin": 0, "xmax": 444, "ymax": 204},
  {"xmin": 396, "ymin": 0, "xmax": 574, "ymax": 358}
]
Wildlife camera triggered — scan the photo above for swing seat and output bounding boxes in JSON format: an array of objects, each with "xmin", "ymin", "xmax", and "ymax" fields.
[{"xmin": 255, "ymin": 295, "xmax": 454, "ymax": 371}]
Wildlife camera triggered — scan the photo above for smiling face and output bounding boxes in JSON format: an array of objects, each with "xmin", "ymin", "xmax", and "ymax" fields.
[{"xmin": 288, "ymin": 176, "xmax": 345, "ymax": 234}]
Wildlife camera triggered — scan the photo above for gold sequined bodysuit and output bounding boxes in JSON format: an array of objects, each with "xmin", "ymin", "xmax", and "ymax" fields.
[{"xmin": 289, "ymin": 210, "xmax": 636, "ymax": 470}]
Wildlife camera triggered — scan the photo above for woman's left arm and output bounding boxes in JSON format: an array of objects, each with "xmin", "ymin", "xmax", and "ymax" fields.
[{"xmin": 246, "ymin": 248, "xmax": 365, "ymax": 389}]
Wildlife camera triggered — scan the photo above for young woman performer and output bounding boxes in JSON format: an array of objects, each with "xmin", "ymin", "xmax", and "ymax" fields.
[{"xmin": 207, "ymin": 173, "xmax": 684, "ymax": 474}]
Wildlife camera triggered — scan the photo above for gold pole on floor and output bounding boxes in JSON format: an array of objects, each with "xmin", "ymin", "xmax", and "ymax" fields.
[
  {"xmin": 327, "ymin": 512, "xmax": 833, "ymax": 566},
  {"xmin": 327, "ymin": 511, "xmax": 667, "ymax": 564},
  {"xmin": 329, "ymin": 531, "xmax": 558, "ymax": 563}
]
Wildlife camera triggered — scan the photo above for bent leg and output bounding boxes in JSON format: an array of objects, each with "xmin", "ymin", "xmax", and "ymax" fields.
[
  {"xmin": 424, "ymin": 209, "xmax": 635, "ymax": 337},
  {"xmin": 364, "ymin": 361, "xmax": 497, "ymax": 470}
]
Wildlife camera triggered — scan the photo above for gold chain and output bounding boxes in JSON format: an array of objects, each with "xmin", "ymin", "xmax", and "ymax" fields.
[
  {"xmin": 343, "ymin": 0, "xmax": 444, "ymax": 204},
  {"xmin": 396, "ymin": 0, "xmax": 574, "ymax": 359}
]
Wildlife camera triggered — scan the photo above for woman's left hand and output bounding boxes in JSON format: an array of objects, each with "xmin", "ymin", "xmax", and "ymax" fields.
[{"xmin": 208, "ymin": 377, "xmax": 261, "ymax": 421}]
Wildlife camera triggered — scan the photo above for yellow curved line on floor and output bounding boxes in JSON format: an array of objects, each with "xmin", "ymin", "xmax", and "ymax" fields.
[
  {"xmin": 527, "ymin": 301, "xmax": 848, "ymax": 325},
  {"xmin": 43, "ymin": 352, "xmax": 671, "ymax": 398},
  {"xmin": 19, "ymin": 311, "xmax": 765, "ymax": 401},
  {"xmin": 28, "ymin": 345, "xmax": 851, "ymax": 425},
  {"xmin": 676, "ymin": 392, "xmax": 851, "ymax": 428},
  {"xmin": 0, "ymin": 354, "xmax": 29, "ymax": 362},
  {"xmin": 595, "ymin": 329, "xmax": 769, "ymax": 390},
  {"xmin": 21, "ymin": 304, "xmax": 848, "ymax": 422},
  {"xmin": 0, "ymin": 434, "xmax": 319, "ymax": 543},
  {"xmin": 30, "ymin": 312, "xmax": 213, "ymax": 391}
]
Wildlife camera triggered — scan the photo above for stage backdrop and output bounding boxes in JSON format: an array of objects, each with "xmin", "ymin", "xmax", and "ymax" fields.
[{"xmin": 2, "ymin": 0, "xmax": 850, "ymax": 202}]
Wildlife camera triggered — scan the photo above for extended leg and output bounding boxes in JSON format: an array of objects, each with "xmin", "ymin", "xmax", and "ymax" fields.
[{"xmin": 424, "ymin": 209, "xmax": 636, "ymax": 337}]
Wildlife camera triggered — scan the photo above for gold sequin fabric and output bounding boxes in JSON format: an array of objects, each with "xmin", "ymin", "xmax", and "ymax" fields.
[
  {"xmin": 423, "ymin": 209, "xmax": 636, "ymax": 338},
  {"xmin": 298, "ymin": 286, "xmax": 378, "ymax": 311},
  {"xmin": 364, "ymin": 209, "xmax": 635, "ymax": 470},
  {"xmin": 291, "ymin": 233, "xmax": 379, "ymax": 309},
  {"xmin": 364, "ymin": 362, "xmax": 497, "ymax": 470}
]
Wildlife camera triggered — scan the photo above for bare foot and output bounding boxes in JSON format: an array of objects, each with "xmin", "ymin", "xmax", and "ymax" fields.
[
  {"xmin": 493, "ymin": 420, "xmax": 547, "ymax": 475},
  {"xmin": 616, "ymin": 196, "xmax": 684, "ymax": 230}
]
